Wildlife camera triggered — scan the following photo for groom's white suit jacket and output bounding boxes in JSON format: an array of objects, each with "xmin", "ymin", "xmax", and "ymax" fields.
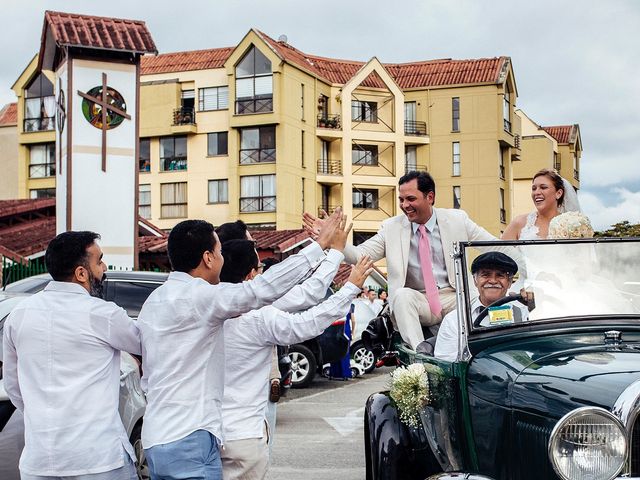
[{"xmin": 343, "ymin": 208, "xmax": 496, "ymax": 298}]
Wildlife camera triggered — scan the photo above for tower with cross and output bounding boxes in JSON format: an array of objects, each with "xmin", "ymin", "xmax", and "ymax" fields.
[{"xmin": 38, "ymin": 11, "xmax": 157, "ymax": 268}]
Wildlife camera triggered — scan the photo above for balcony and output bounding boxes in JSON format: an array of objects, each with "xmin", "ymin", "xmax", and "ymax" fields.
[
  {"xmin": 240, "ymin": 148, "xmax": 276, "ymax": 165},
  {"xmin": 29, "ymin": 163, "xmax": 56, "ymax": 178},
  {"xmin": 171, "ymin": 107, "xmax": 196, "ymax": 134},
  {"xmin": 317, "ymin": 114, "xmax": 341, "ymax": 129},
  {"xmin": 240, "ymin": 196, "xmax": 276, "ymax": 213},
  {"xmin": 236, "ymin": 97, "xmax": 273, "ymax": 115},
  {"xmin": 317, "ymin": 159, "xmax": 343, "ymax": 176},
  {"xmin": 404, "ymin": 162, "xmax": 427, "ymax": 174},
  {"xmin": 24, "ymin": 116, "xmax": 55, "ymax": 133},
  {"xmin": 404, "ymin": 120, "xmax": 427, "ymax": 136}
]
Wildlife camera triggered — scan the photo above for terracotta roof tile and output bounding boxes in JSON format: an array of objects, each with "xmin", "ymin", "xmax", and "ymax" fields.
[
  {"xmin": 542, "ymin": 125, "xmax": 577, "ymax": 144},
  {"xmin": 138, "ymin": 236, "xmax": 168, "ymax": 253},
  {"xmin": 331, "ymin": 263, "xmax": 353, "ymax": 287},
  {"xmin": 0, "ymin": 198, "xmax": 55, "ymax": 219},
  {"xmin": 0, "ymin": 103, "xmax": 17, "ymax": 126},
  {"xmin": 141, "ymin": 47, "xmax": 234, "ymax": 75},
  {"xmin": 251, "ymin": 229, "xmax": 311, "ymax": 252},
  {"xmin": 43, "ymin": 11, "xmax": 157, "ymax": 55}
]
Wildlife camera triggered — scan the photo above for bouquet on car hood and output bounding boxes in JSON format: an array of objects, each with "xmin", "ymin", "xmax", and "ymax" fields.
[
  {"xmin": 389, "ymin": 363, "xmax": 433, "ymax": 427},
  {"xmin": 548, "ymin": 211, "xmax": 594, "ymax": 239}
]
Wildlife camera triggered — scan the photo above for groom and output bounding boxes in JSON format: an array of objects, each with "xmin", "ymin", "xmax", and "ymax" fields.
[{"xmin": 305, "ymin": 171, "xmax": 496, "ymax": 353}]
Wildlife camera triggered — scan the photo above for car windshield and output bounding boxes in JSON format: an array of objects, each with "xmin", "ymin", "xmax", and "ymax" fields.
[{"xmin": 462, "ymin": 239, "xmax": 640, "ymax": 332}]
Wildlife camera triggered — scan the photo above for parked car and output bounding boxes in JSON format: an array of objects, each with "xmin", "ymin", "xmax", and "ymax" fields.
[
  {"xmin": 364, "ymin": 238, "xmax": 640, "ymax": 480},
  {"xmin": 350, "ymin": 299, "xmax": 382, "ymax": 374}
]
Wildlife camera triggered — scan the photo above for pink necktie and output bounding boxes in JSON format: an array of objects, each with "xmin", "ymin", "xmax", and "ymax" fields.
[{"xmin": 418, "ymin": 224, "xmax": 443, "ymax": 320}]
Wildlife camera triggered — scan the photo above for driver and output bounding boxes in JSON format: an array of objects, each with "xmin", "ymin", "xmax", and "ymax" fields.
[{"xmin": 434, "ymin": 252, "xmax": 528, "ymax": 361}]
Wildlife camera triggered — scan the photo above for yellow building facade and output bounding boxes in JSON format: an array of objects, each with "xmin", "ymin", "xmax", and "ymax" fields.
[{"xmin": 14, "ymin": 28, "xmax": 582, "ymax": 241}]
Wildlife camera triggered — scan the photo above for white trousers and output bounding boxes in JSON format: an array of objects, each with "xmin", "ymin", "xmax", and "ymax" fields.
[
  {"xmin": 221, "ymin": 426, "xmax": 269, "ymax": 480},
  {"xmin": 390, "ymin": 287, "xmax": 457, "ymax": 349}
]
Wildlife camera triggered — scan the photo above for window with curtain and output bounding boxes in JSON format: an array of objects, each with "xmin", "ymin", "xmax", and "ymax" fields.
[
  {"xmin": 351, "ymin": 100, "xmax": 377, "ymax": 122},
  {"xmin": 24, "ymin": 72, "xmax": 55, "ymax": 132},
  {"xmin": 240, "ymin": 126, "xmax": 276, "ymax": 164},
  {"xmin": 29, "ymin": 143, "xmax": 55, "ymax": 178},
  {"xmin": 235, "ymin": 46, "xmax": 273, "ymax": 114},
  {"xmin": 240, "ymin": 174, "xmax": 276, "ymax": 212},
  {"xmin": 139, "ymin": 184, "xmax": 151, "ymax": 219},
  {"xmin": 161, "ymin": 182, "xmax": 187, "ymax": 218},
  {"xmin": 352, "ymin": 189, "xmax": 379, "ymax": 209},
  {"xmin": 452, "ymin": 97, "xmax": 460, "ymax": 132},
  {"xmin": 139, "ymin": 139, "xmax": 151, "ymax": 172},
  {"xmin": 453, "ymin": 186, "xmax": 461, "ymax": 209},
  {"xmin": 199, "ymin": 86, "xmax": 229, "ymax": 111},
  {"xmin": 405, "ymin": 146, "xmax": 417, "ymax": 173},
  {"xmin": 160, "ymin": 136, "xmax": 187, "ymax": 171},
  {"xmin": 208, "ymin": 179, "xmax": 229, "ymax": 204},
  {"xmin": 352, "ymin": 144, "xmax": 378, "ymax": 166},
  {"xmin": 452, "ymin": 142, "xmax": 461, "ymax": 176},
  {"xmin": 207, "ymin": 132, "xmax": 228, "ymax": 156}
]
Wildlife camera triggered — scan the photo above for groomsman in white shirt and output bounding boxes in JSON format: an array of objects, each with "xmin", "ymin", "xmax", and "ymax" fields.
[
  {"xmin": 137, "ymin": 213, "xmax": 343, "ymax": 479},
  {"xmin": 218, "ymin": 227, "xmax": 373, "ymax": 479},
  {"xmin": 3, "ymin": 231, "xmax": 141, "ymax": 480}
]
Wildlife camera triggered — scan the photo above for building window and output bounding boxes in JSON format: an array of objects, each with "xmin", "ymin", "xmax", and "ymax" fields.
[
  {"xmin": 301, "ymin": 83, "xmax": 305, "ymax": 120},
  {"xmin": 301, "ymin": 130, "xmax": 305, "ymax": 168},
  {"xmin": 352, "ymin": 144, "xmax": 378, "ymax": 166},
  {"xmin": 353, "ymin": 189, "xmax": 379, "ymax": 209},
  {"xmin": 139, "ymin": 139, "xmax": 150, "ymax": 172},
  {"xmin": 452, "ymin": 142, "xmax": 461, "ymax": 176},
  {"xmin": 453, "ymin": 186, "xmax": 461, "ymax": 209},
  {"xmin": 240, "ymin": 174, "xmax": 276, "ymax": 212},
  {"xmin": 353, "ymin": 231, "xmax": 376, "ymax": 246},
  {"xmin": 199, "ymin": 86, "xmax": 229, "ymax": 111},
  {"xmin": 405, "ymin": 145, "xmax": 417, "ymax": 173},
  {"xmin": 499, "ymin": 148, "xmax": 505, "ymax": 180},
  {"xmin": 160, "ymin": 136, "xmax": 187, "ymax": 171},
  {"xmin": 208, "ymin": 179, "xmax": 229, "ymax": 204},
  {"xmin": 207, "ymin": 132, "xmax": 228, "ymax": 156},
  {"xmin": 161, "ymin": 182, "xmax": 187, "ymax": 218},
  {"xmin": 29, "ymin": 188, "xmax": 56, "ymax": 199},
  {"xmin": 554, "ymin": 152, "xmax": 561, "ymax": 171},
  {"xmin": 139, "ymin": 184, "xmax": 151, "ymax": 219},
  {"xmin": 240, "ymin": 126, "xmax": 276, "ymax": 164},
  {"xmin": 503, "ymin": 85, "xmax": 511, "ymax": 132},
  {"xmin": 351, "ymin": 100, "xmax": 377, "ymax": 122},
  {"xmin": 24, "ymin": 72, "xmax": 55, "ymax": 132},
  {"xmin": 452, "ymin": 97, "xmax": 460, "ymax": 132},
  {"xmin": 235, "ymin": 45, "xmax": 273, "ymax": 114},
  {"xmin": 499, "ymin": 188, "xmax": 506, "ymax": 223},
  {"xmin": 28, "ymin": 143, "xmax": 55, "ymax": 178}
]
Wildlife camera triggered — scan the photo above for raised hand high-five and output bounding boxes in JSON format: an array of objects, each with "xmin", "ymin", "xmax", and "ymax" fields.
[
  {"xmin": 314, "ymin": 207, "xmax": 343, "ymax": 250},
  {"xmin": 347, "ymin": 255, "xmax": 374, "ymax": 289},
  {"xmin": 329, "ymin": 212, "xmax": 352, "ymax": 252},
  {"xmin": 302, "ymin": 210, "xmax": 329, "ymax": 239}
]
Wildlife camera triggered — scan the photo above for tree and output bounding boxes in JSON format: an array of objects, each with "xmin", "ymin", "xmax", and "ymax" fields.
[{"xmin": 595, "ymin": 221, "xmax": 640, "ymax": 237}]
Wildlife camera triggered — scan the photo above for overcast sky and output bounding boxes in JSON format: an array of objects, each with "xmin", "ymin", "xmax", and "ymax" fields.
[{"xmin": 2, "ymin": 0, "xmax": 638, "ymax": 230}]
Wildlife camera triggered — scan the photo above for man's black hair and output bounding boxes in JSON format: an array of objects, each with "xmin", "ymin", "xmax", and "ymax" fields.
[
  {"xmin": 168, "ymin": 220, "xmax": 216, "ymax": 272},
  {"xmin": 45, "ymin": 231, "xmax": 100, "ymax": 281},
  {"xmin": 261, "ymin": 257, "xmax": 279, "ymax": 273},
  {"xmin": 216, "ymin": 220, "xmax": 249, "ymax": 244},
  {"xmin": 398, "ymin": 170, "xmax": 436, "ymax": 198},
  {"xmin": 219, "ymin": 239, "xmax": 259, "ymax": 284}
]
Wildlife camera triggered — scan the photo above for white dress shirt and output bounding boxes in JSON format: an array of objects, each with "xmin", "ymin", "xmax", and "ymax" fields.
[
  {"xmin": 405, "ymin": 211, "xmax": 450, "ymax": 290},
  {"xmin": 434, "ymin": 297, "xmax": 529, "ymax": 362},
  {"xmin": 138, "ymin": 241, "xmax": 325, "ymax": 448},
  {"xmin": 2, "ymin": 282, "xmax": 140, "ymax": 476},
  {"xmin": 222, "ymin": 250, "xmax": 358, "ymax": 441}
]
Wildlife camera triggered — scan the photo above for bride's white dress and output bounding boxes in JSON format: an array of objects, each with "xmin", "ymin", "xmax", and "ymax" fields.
[{"xmin": 519, "ymin": 212, "xmax": 543, "ymax": 240}]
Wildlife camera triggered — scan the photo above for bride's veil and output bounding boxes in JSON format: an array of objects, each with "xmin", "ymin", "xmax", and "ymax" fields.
[{"xmin": 560, "ymin": 177, "xmax": 581, "ymax": 213}]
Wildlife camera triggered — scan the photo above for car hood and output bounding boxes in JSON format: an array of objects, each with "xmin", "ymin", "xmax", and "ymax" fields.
[{"xmin": 468, "ymin": 329, "xmax": 640, "ymax": 418}]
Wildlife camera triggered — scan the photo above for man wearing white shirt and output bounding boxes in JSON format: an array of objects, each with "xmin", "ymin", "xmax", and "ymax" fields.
[
  {"xmin": 435, "ymin": 252, "xmax": 528, "ymax": 362},
  {"xmin": 138, "ymin": 214, "xmax": 343, "ymax": 480},
  {"xmin": 218, "ymin": 236, "xmax": 373, "ymax": 480},
  {"xmin": 2, "ymin": 231, "xmax": 141, "ymax": 480}
]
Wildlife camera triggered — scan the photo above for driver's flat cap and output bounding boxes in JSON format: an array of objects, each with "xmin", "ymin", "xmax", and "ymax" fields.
[{"xmin": 471, "ymin": 251, "xmax": 518, "ymax": 275}]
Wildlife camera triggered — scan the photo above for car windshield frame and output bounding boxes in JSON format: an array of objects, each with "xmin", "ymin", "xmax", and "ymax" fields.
[{"xmin": 457, "ymin": 237, "xmax": 640, "ymax": 340}]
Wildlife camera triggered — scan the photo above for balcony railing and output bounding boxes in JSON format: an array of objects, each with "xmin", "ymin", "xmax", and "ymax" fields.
[
  {"xmin": 24, "ymin": 116, "xmax": 55, "ymax": 132},
  {"xmin": 317, "ymin": 159, "xmax": 343, "ymax": 176},
  {"xmin": 240, "ymin": 148, "xmax": 276, "ymax": 164},
  {"xmin": 404, "ymin": 163, "xmax": 427, "ymax": 174},
  {"xmin": 173, "ymin": 107, "xmax": 196, "ymax": 126},
  {"xmin": 161, "ymin": 156, "xmax": 187, "ymax": 171},
  {"xmin": 404, "ymin": 120, "xmax": 427, "ymax": 136},
  {"xmin": 317, "ymin": 114, "xmax": 341, "ymax": 129},
  {"xmin": 236, "ymin": 97, "xmax": 273, "ymax": 114},
  {"xmin": 240, "ymin": 196, "xmax": 276, "ymax": 212},
  {"xmin": 29, "ymin": 163, "xmax": 56, "ymax": 178},
  {"xmin": 574, "ymin": 169, "xmax": 579, "ymax": 181}
]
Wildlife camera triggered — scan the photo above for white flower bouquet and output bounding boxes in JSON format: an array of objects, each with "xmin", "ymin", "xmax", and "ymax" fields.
[
  {"xmin": 548, "ymin": 211, "xmax": 594, "ymax": 239},
  {"xmin": 389, "ymin": 363, "xmax": 433, "ymax": 427}
]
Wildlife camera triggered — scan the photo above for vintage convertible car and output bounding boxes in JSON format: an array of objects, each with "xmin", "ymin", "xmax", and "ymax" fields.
[{"xmin": 364, "ymin": 238, "xmax": 640, "ymax": 480}]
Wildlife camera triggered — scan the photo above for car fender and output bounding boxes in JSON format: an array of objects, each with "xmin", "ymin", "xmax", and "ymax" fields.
[
  {"xmin": 427, "ymin": 474, "xmax": 496, "ymax": 480},
  {"xmin": 364, "ymin": 391, "xmax": 439, "ymax": 480}
]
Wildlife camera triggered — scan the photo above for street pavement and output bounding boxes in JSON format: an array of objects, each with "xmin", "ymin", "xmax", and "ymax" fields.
[{"xmin": 266, "ymin": 367, "xmax": 393, "ymax": 480}]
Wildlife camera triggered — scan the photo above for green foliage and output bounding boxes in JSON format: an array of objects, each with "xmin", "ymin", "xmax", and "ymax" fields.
[{"xmin": 595, "ymin": 221, "xmax": 640, "ymax": 238}]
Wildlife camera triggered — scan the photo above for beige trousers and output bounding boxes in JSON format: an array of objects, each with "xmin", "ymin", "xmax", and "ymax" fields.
[
  {"xmin": 390, "ymin": 287, "xmax": 457, "ymax": 349},
  {"xmin": 221, "ymin": 426, "xmax": 269, "ymax": 480}
]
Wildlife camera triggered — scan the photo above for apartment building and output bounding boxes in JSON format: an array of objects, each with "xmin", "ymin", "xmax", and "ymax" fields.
[{"xmin": 12, "ymin": 27, "xmax": 528, "ymax": 238}]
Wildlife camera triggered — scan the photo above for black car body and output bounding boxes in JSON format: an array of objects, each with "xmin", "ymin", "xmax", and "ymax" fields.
[{"xmin": 364, "ymin": 238, "xmax": 640, "ymax": 480}]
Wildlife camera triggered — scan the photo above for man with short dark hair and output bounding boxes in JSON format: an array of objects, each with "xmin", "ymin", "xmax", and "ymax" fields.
[
  {"xmin": 434, "ymin": 251, "xmax": 528, "ymax": 361},
  {"xmin": 216, "ymin": 219, "xmax": 252, "ymax": 244},
  {"xmin": 138, "ymin": 214, "xmax": 344, "ymax": 479},
  {"xmin": 3, "ymin": 231, "xmax": 141, "ymax": 479},
  {"xmin": 304, "ymin": 171, "xmax": 496, "ymax": 353}
]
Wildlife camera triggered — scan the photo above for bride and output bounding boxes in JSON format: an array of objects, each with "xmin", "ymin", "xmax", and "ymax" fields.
[{"xmin": 502, "ymin": 168, "xmax": 580, "ymax": 240}]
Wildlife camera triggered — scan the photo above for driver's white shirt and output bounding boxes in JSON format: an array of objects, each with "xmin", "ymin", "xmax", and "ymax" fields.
[{"xmin": 434, "ymin": 297, "xmax": 528, "ymax": 362}]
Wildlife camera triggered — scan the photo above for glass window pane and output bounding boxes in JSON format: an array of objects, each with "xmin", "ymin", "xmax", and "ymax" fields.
[
  {"xmin": 241, "ymin": 129, "xmax": 259, "ymax": 149},
  {"xmin": 261, "ymin": 175, "xmax": 275, "ymax": 195},
  {"xmin": 260, "ymin": 127, "xmax": 275, "ymax": 149},
  {"xmin": 30, "ymin": 145, "xmax": 45, "ymax": 165},
  {"xmin": 254, "ymin": 76, "xmax": 273, "ymax": 97},
  {"xmin": 241, "ymin": 176, "xmax": 259, "ymax": 197},
  {"xmin": 175, "ymin": 137, "xmax": 187, "ymax": 157},
  {"xmin": 236, "ymin": 78, "xmax": 254, "ymax": 99},
  {"xmin": 218, "ymin": 87, "xmax": 229, "ymax": 109},
  {"xmin": 160, "ymin": 138, "xmax": 173, "ymax": 159},
  {"xmin": 254, "ymin": 48, "xmax": 272, "ymax": 75},
  {"xmin": 236, "ymin": 47, "xmax": 256, "ymax": 77}
]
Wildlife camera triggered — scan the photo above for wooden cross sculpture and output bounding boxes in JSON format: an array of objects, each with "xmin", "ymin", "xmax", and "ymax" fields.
[{"xmin": 77, "ymin": 73, "xmax": 131, "ymax": 172}]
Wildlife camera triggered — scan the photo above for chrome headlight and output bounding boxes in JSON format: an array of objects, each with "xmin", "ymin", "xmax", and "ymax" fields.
[{"xmin": 548, "ymin": 407, "xmax": 627, "ymax": 480}]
